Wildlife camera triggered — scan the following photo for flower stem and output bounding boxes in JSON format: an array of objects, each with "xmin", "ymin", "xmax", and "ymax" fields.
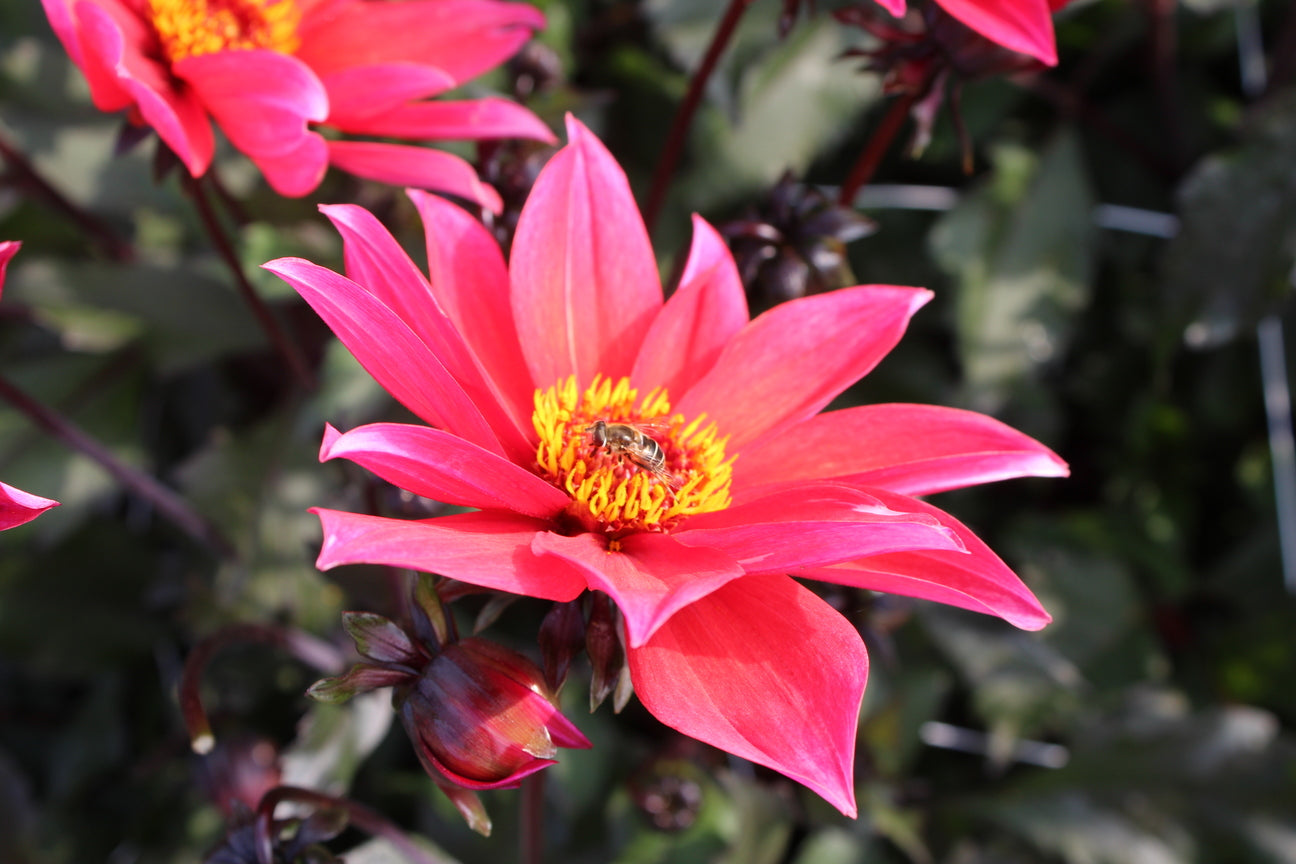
[
  {"xmin": 0, "ymin": 373, "xmax": 234, "ymax": 555},
  {"xmin": 521, "ymin": 771, "xmax": 545, "ymax": 864},
  {"xmin": 255, "ymin": 786, "xmax": 456, "ymax": 864},
  {"xmin": 837, "ymin": 91, "xmax": 917, "ymax": 207},
  {"xmin": 1144, "ymin": 0, "xmax": 1187, "ymax": 174},
  {"xmin": 1271, "ymin": 0, "xmax": 1296, "ymax": 92},
  {"xmin": 644, "ymin": 0, "xmax": 757, "ymax": 234},
  {"xmin": 182, "ymin": 175, "xmax": 315, "ymax": 390},
  {"xmin": 180, "ymin": 623, "xmax": 345, "ymax": 755},
  {"xmin": 0, "ymin": 130, "xmax": 135, "ymax": 263}
]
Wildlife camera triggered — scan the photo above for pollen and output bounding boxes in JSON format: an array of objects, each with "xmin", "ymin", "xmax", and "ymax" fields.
[
  {"xmin": 147, "ymin": 0, "xmax": 301, "ymax": 64},
  {"xmin": 533, "ymin": 375, "xmax": 733, "ymax": 536}
]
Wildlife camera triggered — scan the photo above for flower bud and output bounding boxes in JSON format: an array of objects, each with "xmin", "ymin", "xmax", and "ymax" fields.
[
  {"xmin": 538, "ymin": 599, "xmax": 586, "ymax": 692},
  {"xmin": 723, "ymin": 172, "xmax": 875, "ymax": 311},
  {"xmin": 397, "ymin": 638, "xmax": 591, "ymax": 790}
]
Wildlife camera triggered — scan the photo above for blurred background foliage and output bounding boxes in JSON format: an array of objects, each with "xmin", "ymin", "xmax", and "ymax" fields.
[{"xmin": 3, "ymin": 0, "xmax": 1296, "ymax": 861}]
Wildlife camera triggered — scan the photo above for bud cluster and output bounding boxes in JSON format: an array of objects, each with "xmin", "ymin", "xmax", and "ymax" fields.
[{"xmin": 308, "ymin": 578, "xmax": 590, "ymax": 835}]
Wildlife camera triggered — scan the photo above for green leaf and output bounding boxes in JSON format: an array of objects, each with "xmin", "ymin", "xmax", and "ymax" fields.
[
  {"xmin": 966, "ymin": 692, "xmax": 1296, "ymax": 864},
  {"xmin": 790, "ymin": 827, "xmax": 870, "ymax": 864},
  {"xmin": 643, "ymin": 1, "xmax": 882, "ymax": 221},
  {"xmin": 6, "ymin": 256, "xmax": 266, "ymax": 371},
  {"xmin": 930, "ymin": 131, "xmax": 1095, "ymax": 412},
  {"xmin": 280, "ymin": 691, "xmax": 394, "ymax": 793},
  {"xmin": 342, "ymin": 611, "xmax": 416, "ymax": 664},
  {"xmin": 1162, "ymin": 88, "xmax": 1296, "ymax": 348}
]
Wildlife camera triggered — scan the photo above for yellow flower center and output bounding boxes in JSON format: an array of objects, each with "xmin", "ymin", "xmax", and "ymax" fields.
[
  {"xmin": 147, "ymin": 0, "xmax": 301, "ymax": 64},
  {"xmin": 533, "ymin": 376, "xmax": 733, "ymax": 537}
]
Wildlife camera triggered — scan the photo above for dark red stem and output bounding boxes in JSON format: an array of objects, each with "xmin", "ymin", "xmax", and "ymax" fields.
[
  {"xmin": 521, "ymin": 772, "xmax": 545, "ymax": 864},
  {"xmin": 644, "ymin": 0, "xmax": 757, "ymax": 234},
  {"xmin": 182, "ymin": 174, "xmax": 315, "ymax": 390},
  {"xmin": 1271, "ymin": 0, "xmax": 1296, "ymax": 93},
  {"xmin": 0, "ymin": 130, "xmax": 135, "ymax": 263},
  {"xmin": 837, "ymin": 91, "xmax": 918, "ymax": 207},
  {"xmin": 0, "ymin": 373, "xmax": 234, "ymax": 555},
  {"xmin": 179, "ymin": 623, "xmax": 345, "ymax": 754},
  {"xmin": 1145, "ymin": 0, "xmax": 1187, "ymax": 173}
]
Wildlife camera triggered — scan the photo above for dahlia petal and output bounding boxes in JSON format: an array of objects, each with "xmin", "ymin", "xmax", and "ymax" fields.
[
  {"xmin": 331, "ymin": 97, "xmax": 555, "ymax": 143},
  {"xmin": 0, "ymin": 250, "xmax": 54, "ymax": 531},
  {"xmin": 0, "ymin": 241, "xmax": 19, "ymax": 285},
  {"xmin": 510, "ymin": 115, "xmax": 662, "ymax": 387},
  {"xmin": 676, "ymin": 286, "xmax": 932, "ymax": 450},
  {"xmin": 874, "ymin": 0, "xmax": 907, "ymax": 16},
  {"xmin": 42, "ymin": 0, "xmax": 88, "ymax": 69},
  {"xmin": 239, "ymin": 132, "xmax": 330, "ymax": 197},
  {"xmin": 546, "ymin": 712, "xmax": 592, "ymax": 750},
  {"xmin": 0, "ymin": 482, "xmax": 59, "ymax": 531},
  {"xmin": 320, "ymin": 203, "xmax": 531, "ymax": 457},
  {"xmin": 312, "ymin": 508, "xmax": 587, "ymax": 602},
  {"xmin": 531, "ymin": 531, "xmax": 744, "ymax": 649},
  {"xmin": 407, "ymin": 189, "xmax": 535, "ymax": 431},
  {"xmin": 734, "ymin": 403, "xmax": 1069, "ymax": 497},
  {"xmin": 320, "ymin": 203, "xmax": 447, "ymax": 338},
  {"xmin": 297, "ymin": 0, "xmax": 544, "ymax": 84},
  {"xmin": 631, "ymin": 216, "xmax": 749, "ymax": 397},
  {"xmin": 47, "ymin": 0, "xmax": 141, "ymax": 109},
  {"xmin": 326, "ymin": 141, "xmax": 503, "ymax": 213},
  {"xmin": 263, "ymin": 258, "xmax": 504, "ymax": 455},
  {"xmin": 935, "ymin": 0, "xmax": 1058, "ymax": 65},
  {"xmin": 628, "ymin": 574, "xmax": 866, "ymax": 817},
  {"xmin": 174, "ymin": 50, "xmax": 328, "ymax": 158},
  {"xmin": 320, "ymin": 422, "xmax": 568, "ymax": 519},
  {"xmin": 73, "ymin": 1, "xmax": 214, "ymax": 176},
  {"xmin": 800, "ymin": 486, "xmax": 1051, "ymax": 630},
  {"xmin": 400, "ymin": 699, "xmax": 558, "ymax": 792},
  {"xmin": 324, "ymin": 203, "xmax": 531, "ymax": 458},
  {"xmin": 320, "ymin": 63, "xmax": 455, "ymax": 127},
  {"xmin": 673, "ymin": 484, "xmax": 964, "ymax": 573}
]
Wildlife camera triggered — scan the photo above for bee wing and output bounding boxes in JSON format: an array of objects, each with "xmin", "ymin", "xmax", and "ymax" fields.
[{"xmin": 656, "ymin": 468, "xmax": 683, "ymax": 490}]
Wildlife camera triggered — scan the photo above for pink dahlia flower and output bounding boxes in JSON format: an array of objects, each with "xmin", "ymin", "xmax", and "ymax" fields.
[
  {"xmin": 266, "ymin": 117, "xmax": 1067, "ymax": 816},
  {"xmin": 42, "ymin": 0, "xmax": 554, "ymax": 207},
  {"xmin": 875, "ymin": 0, "xmax": 1071, "ymax": 65},
  {"xmin": 0, "ymin": 242, "xmax": 59, "ymax": 530}
]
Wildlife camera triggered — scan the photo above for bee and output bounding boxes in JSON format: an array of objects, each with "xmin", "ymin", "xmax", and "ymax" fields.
[{"xmin": 586, "ymin": 420, "xmax": 680, "ymax": 488}]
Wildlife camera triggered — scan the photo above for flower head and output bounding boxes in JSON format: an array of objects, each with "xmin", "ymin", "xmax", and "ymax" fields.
[
  {"xmin": 267, "ymin": 116, "xmax": 1067, "ymax": 816},
  {"xmin": 869, "ymin": 0, "xmax": 1071, "ymax": 66},
  {"xmin": 722, "ymin": 170, "xmax": 877, "ymax": 309},
  {"xmin": 42, "ymin": 0, "xmax": 554, "ymax": 206},
  {"xmin": 310, "ymin": 600, "xmax": 590, "ymax": 834},
  {"xmin": 0, "ymin": 242, "xmax": 59, "ymax": 531},
  {"xmin": 837, "ymin": 1, "xmax": 1071, "ymax": 169}
]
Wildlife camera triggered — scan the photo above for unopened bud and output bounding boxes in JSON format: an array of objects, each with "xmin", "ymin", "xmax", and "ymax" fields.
[{"xmin": 397, "ymin": 638, "xmax": 591, "ymax": 790}]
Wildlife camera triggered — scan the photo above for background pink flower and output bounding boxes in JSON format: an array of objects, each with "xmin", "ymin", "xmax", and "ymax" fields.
[
  {"xmin": 267, "ymin": 116, "xmax": 1067, "ymax": 816},
  {"xmin": 0, "ymin": 242, "xmax": 59, "ymax": 530},
  {"xmin": 41, "ymin": 0, "xmax": 554, "ymax": 207},
  {"xmin": 875, "ymin": 0, "xmax": 1071, "ymax": 65}
]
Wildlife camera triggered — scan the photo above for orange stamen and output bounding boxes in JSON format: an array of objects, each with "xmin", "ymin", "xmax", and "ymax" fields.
[
  {"xmin": 533, "ymin": 375, "xmax": 733, "ymax": 536},
  {"xmin": 147, "ymin": 0, "xmax": 301, "ymax": 63}
]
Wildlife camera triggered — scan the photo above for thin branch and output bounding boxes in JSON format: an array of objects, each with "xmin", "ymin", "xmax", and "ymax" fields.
[
  {"xmin": 0, "ymin": 373, "xmax": 234, "ymax": 555},
  {"xmin": 644, "ymin": 0, "xmax": 757, "ymax": 234},
  {"xmin": 182, "ymin": 174, "xmax": 315, "ymax": 390},
  {"xmin": 838, "ymin": 91, "xmax": 918, "ymax": 207},
  {"xmin": 179, "ymin": 623, "xmax": 346, "ymax": 755},
  {"xmin": 1019, "ymin": 75, "xmax": 1179, "ymax": 183},
  {"xmin": 255, "ymin": 786, "xmax": 458, "ymax": 864},
  {"xmin": 1145, "ymin": 0, "xmax": 1188, "ymax": 173},
  {"xmin": 0, "ymin": 130, "xmax": 135, "ymax": 263},
  {"xmin": 521, "ymin": 772, "xmax": 545, "ymax": 864}
]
